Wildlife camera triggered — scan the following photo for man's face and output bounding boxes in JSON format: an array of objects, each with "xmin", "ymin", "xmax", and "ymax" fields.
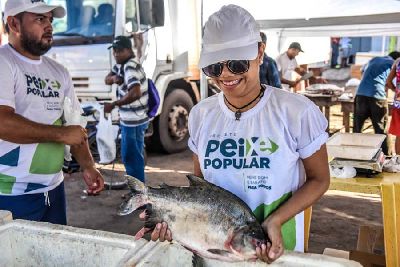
[
  {"xmin": 287, "ymin": 48, "xmax": 300, "ymax": 59},
  {"xmin": 17, "ymin": 12, "xmax": 54, "ymax": 56},
  {"xmin": 113, "ymin": 48, "xmax": 132, "ymax": 64}
]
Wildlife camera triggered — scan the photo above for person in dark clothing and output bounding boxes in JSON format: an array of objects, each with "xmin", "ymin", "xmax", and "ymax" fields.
[
  {"xmin": 330, "ymin": 37, "xmax": 340, "ymax": 68},
  {"xmin": 354, "ymin": 51, "xmax": 400, "ymax": 155},
  {"xmin": 259, "ymin": 32, "xmax": 281, "ymax": 88}
]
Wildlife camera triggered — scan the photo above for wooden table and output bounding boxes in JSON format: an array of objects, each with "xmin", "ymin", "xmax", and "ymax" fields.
[
  {"xmin": 300, "ymin": 93, "xmax": 338, "ymax": 131},
  {"xmin": 338, "ymin": 99, "xmax": 354, "ymax": 133},
  {"xmin": 330, "ymin": 173, "xmax": 400, "ymax": 267}
]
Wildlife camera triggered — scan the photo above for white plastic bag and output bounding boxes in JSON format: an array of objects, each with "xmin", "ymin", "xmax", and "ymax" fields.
[
  {"xmin": 96, "ymin": 107, "xmax": 116, "ymax": 164},
  {"xmin": 329, "ymin": 165, "xmax": 357, "ymax": 179},
  {"xmin": 63, "ymin": 97, "xmax": 87, "ymax": 161},
  {"xmin": 383, "ymin": 155, "xmax": 400, "ymax": 173}
]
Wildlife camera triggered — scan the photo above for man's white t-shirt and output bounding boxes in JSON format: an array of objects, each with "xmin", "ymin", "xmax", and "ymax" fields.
[
  {"xmin": 188, "ymin": 86, "xmax": 328, "ymax": 252},
  {"xmin": 276, "ymin": 52, "xmax": 299, "ymax": 90},
  {"xmin": 0, "ymin": 44, "xmax": 80, "ymax": 196}
]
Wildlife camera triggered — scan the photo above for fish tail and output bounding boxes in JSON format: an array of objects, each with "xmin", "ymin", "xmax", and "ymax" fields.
[{"xmin": 125, "ymin": 175, "xmax": 147, "ymax": 193}]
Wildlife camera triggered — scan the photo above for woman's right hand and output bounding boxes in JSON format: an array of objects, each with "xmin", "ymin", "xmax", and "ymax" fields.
[{"xmin": 134, "ymin": 210, "xmax": 172, "ymax": 242}]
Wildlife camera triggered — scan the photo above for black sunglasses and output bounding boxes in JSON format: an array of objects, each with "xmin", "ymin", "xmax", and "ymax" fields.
[{"xmin": 202, "ymin": 60, "xmax": 250, "ymax": 77}]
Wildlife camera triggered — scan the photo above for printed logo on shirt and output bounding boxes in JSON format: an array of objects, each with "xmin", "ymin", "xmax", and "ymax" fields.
[
  {"xmin": 25, "ymin": 74, "xmax": 61, "ymax": 98},
  {"xmin": 204, "ymin": 136, "xmax": 279, "ymax": 170}
]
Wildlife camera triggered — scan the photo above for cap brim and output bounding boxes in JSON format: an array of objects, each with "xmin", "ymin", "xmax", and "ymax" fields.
[
  {"xmin": 27, "ymin": 5, "xmax": 66, "ymax": 18},
  {"xmin": 199, "ymin": 42, "xmax": 259, "ymax": 68}
]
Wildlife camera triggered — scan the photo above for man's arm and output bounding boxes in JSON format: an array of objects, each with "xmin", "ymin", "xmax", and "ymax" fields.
[
  {"xmin": 104, "ymin": 84, "xmax": 142, "ymax": 113},
  {"xmin": 0, "ymin": 106, "xmax": 87, "ymax": 145},
  {"xmin": 70, "ymin": 143, "xmax": 104, "ymax": 194},
  {"xmin": 105, "ymin": 71, "xmax": 123, "ymax": 85},
  {"xmin": 386, "ymin": 62, "xmax": 397, "ymax": 92},
  {"xmin": 280, "ymin": 76, "xmax": 298, "ymax": 87}
]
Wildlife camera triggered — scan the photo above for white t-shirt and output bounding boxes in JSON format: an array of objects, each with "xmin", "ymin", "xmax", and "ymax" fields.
[
  {"xmin": 188, "ymin": 86, "xmax": 328, "ymax": 252},
  {"xmin": 0, "ymin": 44, "xmax": 80, "ymax": 195},
  {"xmin": 276, "ymin": 52, "xmax": 299, "ymax": 90}
]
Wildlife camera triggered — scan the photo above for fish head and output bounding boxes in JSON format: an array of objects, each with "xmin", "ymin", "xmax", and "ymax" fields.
[{"xmin": 229, "ymin": 222, "xmax": 267, "ymax": 259}]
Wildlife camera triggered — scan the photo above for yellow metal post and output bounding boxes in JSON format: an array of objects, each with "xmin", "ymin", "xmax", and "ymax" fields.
[{"xmin": 381, "ymin": 183, "xmax": 400, "ymax": 267}]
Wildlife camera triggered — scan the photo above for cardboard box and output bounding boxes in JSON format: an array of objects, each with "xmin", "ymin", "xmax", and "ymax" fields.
[
  {"xmin": 323, "ymin": 225, "xmax": 386, "ymax": 267},
  {"xmin": 351, "ymin": 65, "xmax": 363, "ymax": 79},
  {"xmin": 349, "ymin": 225, "xmax": 385, "ymax": 267}
]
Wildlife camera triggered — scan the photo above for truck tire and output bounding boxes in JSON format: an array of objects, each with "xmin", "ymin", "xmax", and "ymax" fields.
[{"xmin": 153, "ymin": 89, "xmax": 194, "ymax": 153}]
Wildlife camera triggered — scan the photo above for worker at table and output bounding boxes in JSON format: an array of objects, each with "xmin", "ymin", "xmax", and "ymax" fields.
[{"xmin": 276, "ymin": 42, "xmax": 307, "ymax": 92}]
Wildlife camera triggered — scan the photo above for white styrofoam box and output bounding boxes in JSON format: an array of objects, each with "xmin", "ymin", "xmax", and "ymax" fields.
[
  {"xmin": 0, "ymin": 211, "xmax": 361, "ymax": 267},
  {"xmin": 327, "ymin": 133, "xmax": 386, "ymax": 160}
]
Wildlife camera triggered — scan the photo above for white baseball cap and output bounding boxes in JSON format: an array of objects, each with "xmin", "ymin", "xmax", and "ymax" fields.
[
  {"xmin": 3, "ymin": 0, "xmax": 65, "ymax": 23},
  {"xmin": 199, "ymin": 5, "xmax": 261, "ymax": 68}
]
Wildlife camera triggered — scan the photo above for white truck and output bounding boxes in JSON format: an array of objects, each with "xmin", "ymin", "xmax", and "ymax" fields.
[{"xmin": 1, "ymin": 0, "xmax": 203, "ymax": 154}]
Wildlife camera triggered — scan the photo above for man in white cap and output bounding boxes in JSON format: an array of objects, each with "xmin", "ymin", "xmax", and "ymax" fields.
[
  {"xmin": 137, "ymin": 4, "xmax": 330, "ymax": 264},
  {"xmin": 0, "ymin": 0, "xmax": 104, "ymax": 224}
]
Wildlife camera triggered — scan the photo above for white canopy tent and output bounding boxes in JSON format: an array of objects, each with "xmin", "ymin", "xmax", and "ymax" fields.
[{"xmin": 202, "ymin": 0, "xmax": 400, "ymax": 63}]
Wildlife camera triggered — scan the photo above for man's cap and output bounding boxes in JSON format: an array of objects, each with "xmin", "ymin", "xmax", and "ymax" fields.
[
  {"xmin": 108, "ymin": 36, "xmax": 132, "ymax": 50},
  {"xmin": 3, "ymin": 0, "xmax": 65, "ymax": 23},
  {"xmin": 199, "ymin": 5, "xmax": 261, "ymax": 68},
  {"xmin": 289, "ymin": 42, "xmax": 304, "ymax": 52}
]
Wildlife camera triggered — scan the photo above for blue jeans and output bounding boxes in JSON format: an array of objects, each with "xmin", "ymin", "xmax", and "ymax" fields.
[
  {"xmin": 120, "ymin": 123, "xmax": 148, "ymax": 182},
  {"xmin": 0, "ymin": 182, "xmax": 67, "ymax": 225}
]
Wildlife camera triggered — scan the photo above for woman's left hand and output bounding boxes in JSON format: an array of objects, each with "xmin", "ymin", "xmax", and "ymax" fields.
[{"xmin": 256, "ymin": 216, "xmax": 284, "ymax": 263}]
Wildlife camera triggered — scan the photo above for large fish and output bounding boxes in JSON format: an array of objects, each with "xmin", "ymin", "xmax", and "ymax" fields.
[{"xmin": 118, "ymin": 175, "xmax": 267, "ymax": 262}]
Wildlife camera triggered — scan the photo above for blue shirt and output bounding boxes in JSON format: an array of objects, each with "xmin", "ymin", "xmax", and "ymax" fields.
[
  {"xmin": 259, "ymin": 53, "xmax": 282, "ymax": 88},
  {"xmin": 356, "ymin": 56, "xmax": 394, "ymax": 100}
]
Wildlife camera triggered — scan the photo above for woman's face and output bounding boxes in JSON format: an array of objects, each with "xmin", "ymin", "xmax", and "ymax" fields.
[{"xmin": 211, "ymin": 44, "xmax": 265, "ymax": 100}]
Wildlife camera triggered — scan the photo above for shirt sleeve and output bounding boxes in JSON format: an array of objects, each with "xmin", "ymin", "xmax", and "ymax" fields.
[
  {"xmin": 187, "ymin": 106, "xmax": 199, "ymax": 155},
  {"xmin": 112, "ymin": 65, "xmax": 119, "ymax": 75},
  {"xmin": 124, "ymin": 62, "xmax": 143, "ymax": 91},
  {"xmin": 296, "ymin": 103, "xmax": 328, "ymax": 159},
  {"xmin": 0, "ymin": 55, "xmax": 16, "ymax": 108}
]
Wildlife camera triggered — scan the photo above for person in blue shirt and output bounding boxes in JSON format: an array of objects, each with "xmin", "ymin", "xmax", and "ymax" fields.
[
  {"xmin": 354, "ymin": 51, "xmax": 400, "ymax": 155},
  {"xmin": 259, "ymin": 32, "xmax": 281, "ymax": 88}
]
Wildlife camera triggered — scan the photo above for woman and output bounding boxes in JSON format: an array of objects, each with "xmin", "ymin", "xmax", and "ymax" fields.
[
  {"xmin": 139, "ymin": 5, "xmax": 330, "ymax": 263},
  {"xmin": 386, "ymin": 57, "xmax": 400, "ymax": 155}
]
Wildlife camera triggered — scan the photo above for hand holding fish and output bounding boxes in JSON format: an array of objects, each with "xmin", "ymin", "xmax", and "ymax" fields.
[
  {"xmin": 257, "ymin": 216, "xmax": 284, "ymax": 263},
  {"xmin": 135, "ymin": 211, "xmax": 172, "ymax": 242}
]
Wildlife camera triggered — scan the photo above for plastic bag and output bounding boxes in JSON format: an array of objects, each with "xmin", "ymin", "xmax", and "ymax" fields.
[
  {"xmin": 96, "ymin": 107, "xmax": 116, "ymax": 164},
  {"xmin": 63, "ymin": 97, "xmax": 87, "ymax": 161},
  {"xmin": 383, "ymin": 155, "xmax": 400, "ymax": 173},
  {"xmin": 329, "ymin": 165, "xmax": 357, "ymax": 179}
]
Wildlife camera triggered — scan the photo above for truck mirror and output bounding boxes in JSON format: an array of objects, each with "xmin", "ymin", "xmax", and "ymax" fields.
[{"xmin": 139, "ymin": 0, "xmax": 164, "ymax": 29}]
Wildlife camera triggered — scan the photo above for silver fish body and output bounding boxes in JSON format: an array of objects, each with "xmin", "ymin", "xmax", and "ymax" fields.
[{"xmin": 118, "ymin": 175, "xmax": 267, "ymax": 262}]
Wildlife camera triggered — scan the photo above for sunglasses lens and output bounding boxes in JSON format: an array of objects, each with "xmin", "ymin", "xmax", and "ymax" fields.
[
  {"xmin": 227, "ymin": 60, "xmax": 249, "ymax": 74},
  {"xmin": 202, "ymin": 63, "xmax": 223, "ymax": 77}
]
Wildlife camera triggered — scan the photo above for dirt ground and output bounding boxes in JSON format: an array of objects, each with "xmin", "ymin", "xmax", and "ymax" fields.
[{"xmin": 65, "ymin": 149, "xmax": 382, "ymax": 255}]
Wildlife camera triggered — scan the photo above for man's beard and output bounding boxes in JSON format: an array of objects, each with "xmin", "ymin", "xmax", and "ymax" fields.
[{"xmin": 20, "ymin": 29, "xmax": 52, "ymax": 56}]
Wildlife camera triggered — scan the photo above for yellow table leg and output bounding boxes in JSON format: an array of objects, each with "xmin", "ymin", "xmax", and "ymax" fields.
[
  {"xmin": 381, "ymin": 183, "xmax": 400, "ymax": 267},
  {"xmin": 304, "ymin": 206, "xmax": 312, "ymax": 252}
]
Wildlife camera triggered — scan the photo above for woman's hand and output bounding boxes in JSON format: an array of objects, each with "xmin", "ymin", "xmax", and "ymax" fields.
[
  {"xmin": 256, "ymin": 216, "xmax": 284, "ymax": 263},
  {"xmin": 134, "ymin": 210, "xmax": 172, "ymax": 242}
]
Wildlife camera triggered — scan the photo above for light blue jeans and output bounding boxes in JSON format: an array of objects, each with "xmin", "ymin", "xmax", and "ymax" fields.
[{"xmin": 120, "ymin": 123, "xmax": 148, "ymax": 182}]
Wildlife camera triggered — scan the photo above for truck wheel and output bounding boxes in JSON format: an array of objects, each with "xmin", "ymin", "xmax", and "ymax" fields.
[{"xmin": 153, "ymin": 89, "xmax": 194, "ymax": 153}]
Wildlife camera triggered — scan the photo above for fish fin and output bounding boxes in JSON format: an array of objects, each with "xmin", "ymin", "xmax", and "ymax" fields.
[
  {"xmin": 186, "ymin": 174, "xmax": 209, "ymax": 186},
  {"xmin": 192, "ymin": 254, "xmax": 206, "ymax": 267},
  {"xmin": 125, "ymin": 175, "xmax": 146, "ymax": 193},
  {"xmin": 207, "ymin": 249, "xmax": 232, "ymax": 256}
]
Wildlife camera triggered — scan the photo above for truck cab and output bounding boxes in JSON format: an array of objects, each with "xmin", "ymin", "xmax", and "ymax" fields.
[{"xmin": 46, "ymin": 0, "xmax": 201, "ymax": 153}]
